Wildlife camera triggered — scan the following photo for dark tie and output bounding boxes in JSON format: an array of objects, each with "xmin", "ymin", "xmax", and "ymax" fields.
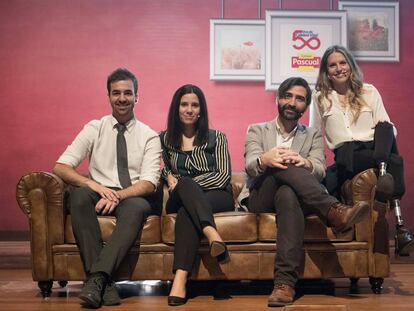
[{"xmin": 115, "ymin": 123, "xmax": 132, "ymax": 188}]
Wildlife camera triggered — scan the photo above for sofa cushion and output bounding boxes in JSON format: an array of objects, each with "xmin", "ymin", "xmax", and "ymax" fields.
[
  {"xmin": 258, "ymin": 213, "xmax": 354, "ymax": 242},
  {"xmin": 65, "ymin": 215, "xmax": 161, "ymax": 244},
  {"xmin": 231, "ymin": 174, "xmax": 247, "ymax": 206},
  {"xmin": 161, "ymin": 211, "xmax": 258, "ymax": 244}
]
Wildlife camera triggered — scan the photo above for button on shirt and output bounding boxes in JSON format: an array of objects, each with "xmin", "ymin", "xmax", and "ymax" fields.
[
  {"xmin": 310, "ymin": 83, "xmax": 393, "ymax": 150},
  {"xmin": 57, "ymin": 115, "xmax": 162, "ymax": 188}
]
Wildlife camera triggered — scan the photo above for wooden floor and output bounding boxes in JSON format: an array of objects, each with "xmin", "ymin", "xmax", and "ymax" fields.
[{"xmin": 1, "ymin": 264, "xmax": 414, "ymax": 310}]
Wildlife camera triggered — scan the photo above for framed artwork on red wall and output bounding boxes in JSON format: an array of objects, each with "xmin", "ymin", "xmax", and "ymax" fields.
[
  {"xmin": 339, "ymin": 1, "xmax": 399, "ymax": 62},
  {"xmin": 210, "ymin": 19, "xmax": 265, "ymax": 81},
  {"xmin": 265, "ymin": 10, "xmax": 347, "ymax": 90}
]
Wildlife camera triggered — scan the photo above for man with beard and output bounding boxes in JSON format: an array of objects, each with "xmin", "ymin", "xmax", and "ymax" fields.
[
  {"xmin": 53, "ymin": 68, "xmax": 162, "ymax": 308},
  {"xmin": 241, "ymin": 77, "xmax": 369, "ymax": 307}
]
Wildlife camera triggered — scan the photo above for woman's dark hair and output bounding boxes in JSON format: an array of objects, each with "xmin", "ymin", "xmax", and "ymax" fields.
[{"xmin": 165, "ymin": 84, "xmax": 209, "ymax": 149}]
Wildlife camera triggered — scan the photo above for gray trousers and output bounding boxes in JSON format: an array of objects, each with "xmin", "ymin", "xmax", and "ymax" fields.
[
  {"xmin": 248, "ymin": 165, "xmax": 337, "ymax": 287},
  {"xmin": 68, "ymin": 186, "xmax": 153, "ymax": 277}
]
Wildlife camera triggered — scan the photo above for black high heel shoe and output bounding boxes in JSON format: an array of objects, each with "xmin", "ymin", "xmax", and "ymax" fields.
[
  {"xmin": 168, "ymin": 295, "xmax": 187, "ymax": 306},
  {"xmin": 210, "ymin": 241, "xmax": 230, "ymax": 263}
]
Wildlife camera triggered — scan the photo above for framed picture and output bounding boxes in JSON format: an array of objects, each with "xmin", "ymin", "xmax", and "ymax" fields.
[
  {"xmin": 265, "ymin": 10, "xmax": 347, "ymax": 90},
  {"xmin": 339, "ymin": 1, "xmax": 399, "ymax": 62},
  {"xmin": 210, "ymin": 19, "xmax": 265, "ymax": 81}
]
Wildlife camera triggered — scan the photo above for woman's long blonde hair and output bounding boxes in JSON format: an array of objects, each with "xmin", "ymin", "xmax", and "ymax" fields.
[{"xmin": 315, "ymin": 45, "xmax": 366, "ymax": 123}]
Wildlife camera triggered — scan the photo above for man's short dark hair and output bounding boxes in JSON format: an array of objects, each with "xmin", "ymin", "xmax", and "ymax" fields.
[
  {"xmin": 278, "ymin": 77, "xmax": 312, "ymax": 106},
  {"xmin": 107, "ymin": 68, "xmax": 138, "ymax": 95}
]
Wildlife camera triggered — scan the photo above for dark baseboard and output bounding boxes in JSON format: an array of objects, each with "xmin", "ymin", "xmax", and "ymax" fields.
[
  {"xmin": 0, "ymin": 231, "xmax": 30, "ymax": 241},
  {"xmin": 0, "ymin": 241, "xmax": 31, "ymax": 269}
]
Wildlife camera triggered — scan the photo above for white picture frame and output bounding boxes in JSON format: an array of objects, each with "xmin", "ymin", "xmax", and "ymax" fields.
[
  {"xmin": 210, "ymin": 19, "xmax": 266, "ymax": 81},
  {"xmin": 339, "ymin": 1, "xmax": 399, "ymax": 62},
  {"xmin": 265, "ymin": 10, "xmax": 347, "ymax": 90}
]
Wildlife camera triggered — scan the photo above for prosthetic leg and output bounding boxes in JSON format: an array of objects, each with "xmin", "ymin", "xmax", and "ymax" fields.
[
  {"xmin": 374, "ymin": 122, "xmax": 414, "ymax": 256},
  {"xmin": 378, "ymin": 162, "xmax": 414, "ymax": 256},
  {"xmin": 392, "ymin": 198, "xmax": 414, "ymax": 256}
]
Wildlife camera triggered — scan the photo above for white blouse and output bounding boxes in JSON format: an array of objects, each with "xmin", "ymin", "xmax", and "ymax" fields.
[{"xmin": 310, "ymin": 83, "xmax": 393, "ymax": 150}]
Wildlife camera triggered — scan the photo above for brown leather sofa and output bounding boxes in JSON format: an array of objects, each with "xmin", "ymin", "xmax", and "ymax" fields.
[{"xmin": 16, "ymin": 169, "xmax": 389, "ymax": 298}]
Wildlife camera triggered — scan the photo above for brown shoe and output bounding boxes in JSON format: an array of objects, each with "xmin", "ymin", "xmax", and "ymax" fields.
[
  {"xmin": 268, "ymin": 283, "xmax": 295, "ymax": 307},
  {"xmin": 328, "ymin": 201, "xmax": 369, "ymax": 234}
]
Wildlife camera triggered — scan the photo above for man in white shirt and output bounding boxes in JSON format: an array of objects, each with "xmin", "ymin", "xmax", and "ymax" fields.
[
  {"xmin": 53, "ymin": 68, "xmax": 162, "ymax": 308},
  {"xmin": 243, "ymin": 77, "xmax": 369, "ymax": 307}
]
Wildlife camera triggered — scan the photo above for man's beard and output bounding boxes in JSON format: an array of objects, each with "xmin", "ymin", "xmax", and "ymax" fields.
[{"xmin": 278, "ymin": 103, "xmax": 304, "ymax": 121}]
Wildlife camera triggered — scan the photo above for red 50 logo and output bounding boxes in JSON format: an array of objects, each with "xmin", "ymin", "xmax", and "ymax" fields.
[{"xmin": 292, "ymin": 30, "xmax": 321, "ymax": 50}]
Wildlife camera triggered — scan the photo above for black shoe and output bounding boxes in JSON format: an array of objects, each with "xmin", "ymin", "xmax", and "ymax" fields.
[
  {"xmin": 395, "ymin": 226, "xmax": 414, "ymax": 256},
  {"xmin": 210, "ymin": 241, "xmax": 230, "ymax": 263},
  {"xmin": 102, "ymin": 281, "xmax": 121, "ymax": 306},
  {"xmin": 168, "ymin": 295, "xmax": 187, "ymax": 306},
  {"xmin": 375, "ymin": 173, "xmax": 394, "ymax": 203},
  {"xmin": 79, "ymin": 272, "xmax": 106, "ymax": 308}
]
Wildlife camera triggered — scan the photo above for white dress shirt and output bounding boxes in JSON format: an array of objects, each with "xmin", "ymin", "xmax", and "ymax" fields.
[
  {"xmin": 57, "ymin": 115, "xmax": 161, "ymax": 188},
  {"xmin": 275, "ymin": 117, "xmax": 298, "ymax": 149},
  {"xmin": 310, "ymin": 83, "xmax": 393, "ymax": 150}
]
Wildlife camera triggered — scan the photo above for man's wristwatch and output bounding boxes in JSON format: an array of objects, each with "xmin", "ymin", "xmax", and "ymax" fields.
[
  {"xmin": 256, "ymin": 156, "xmax": 262, "ymax": 167},
  {"xmin": 256, "ymin": 156, "xmax": 264, "ymax": 173}
]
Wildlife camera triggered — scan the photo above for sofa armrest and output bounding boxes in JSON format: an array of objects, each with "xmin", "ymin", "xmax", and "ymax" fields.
[
  {"xmin": 16, "ymin": 171, "xmax": 67, "ymax": 280},
  {"xmin": 343, "ymin": 168, "xmax": 390, "ymax": 277},
  {"xmin": 342, "ymin": 169, "xmax": 380, "ymax": 243}
]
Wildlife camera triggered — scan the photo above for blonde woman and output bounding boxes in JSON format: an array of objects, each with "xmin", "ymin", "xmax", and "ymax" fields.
[{"xmin": 310, "ymin": 45, "xmax": 413, "ymax": 256}]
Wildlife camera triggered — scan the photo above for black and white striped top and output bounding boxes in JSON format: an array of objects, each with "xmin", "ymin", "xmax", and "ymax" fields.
[{"xmin": 160, "ymin": 129, "xmax": 231, "ymax": 190}]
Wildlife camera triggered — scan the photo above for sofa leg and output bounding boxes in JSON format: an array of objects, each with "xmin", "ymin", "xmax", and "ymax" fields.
[
  {"xmin": 58, "ymin": 281, "xmax": 68, "ymax": 288},
  {"xmin": 38, "ymin": 281, "xmax": 53, "ymax": 298},
  {"xmin": 369, "ymin": 277, "xmax": 383, "ymax": 294}
]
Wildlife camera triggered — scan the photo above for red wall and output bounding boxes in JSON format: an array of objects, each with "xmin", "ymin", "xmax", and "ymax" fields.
[{"xmin": 1, "ymin": 0, "xmax": 413, "ymax": 231}]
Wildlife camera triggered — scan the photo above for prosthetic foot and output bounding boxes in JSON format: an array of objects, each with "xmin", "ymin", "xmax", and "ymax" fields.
[{"xmin": 393, "ymin": 199, "xmax": 414, "ymax": 256}]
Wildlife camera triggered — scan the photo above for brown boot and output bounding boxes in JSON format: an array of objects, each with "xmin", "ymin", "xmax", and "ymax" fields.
[
  {"xmin": 268, "ymin": 283, "xmax": 295, "ymax": 307},
  {"xmin": 328, "ymin": 201, "xmax": 369, "ymax": 234}
]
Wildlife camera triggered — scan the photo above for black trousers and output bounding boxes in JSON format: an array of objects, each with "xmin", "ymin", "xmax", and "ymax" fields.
[
  {"xmin": 326, "ymin": 121, "xmax": 405, "ymax": 199},
  {"xmin": 248, "ymin": 165, "xmax": 337, "ymax": 287},
  {"xmin": 68, "ymin": 186, "xmax": 158, "ymax": 276},
  {"xmin": 166, "ymin": 177, "xmax": 234, "ymax": 273}
]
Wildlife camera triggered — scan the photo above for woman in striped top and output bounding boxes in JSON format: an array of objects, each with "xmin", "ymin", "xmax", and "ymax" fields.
[{"xmin": 160, "ymin": 84, "xmax": 233, "ymax": 306}]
